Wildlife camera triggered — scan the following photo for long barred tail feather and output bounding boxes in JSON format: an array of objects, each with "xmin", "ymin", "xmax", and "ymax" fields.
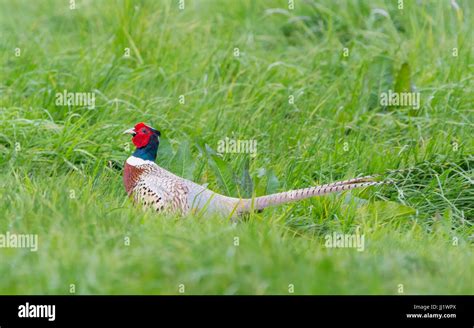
[{"xmin": 242, "ymin": 177, "xmax": 390, "ymax": 212}]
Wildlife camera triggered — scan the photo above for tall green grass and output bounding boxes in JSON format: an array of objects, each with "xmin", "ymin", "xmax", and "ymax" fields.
[{"xmin": 0, "ymin": 0, "xmax": 472, "ymax": 294}]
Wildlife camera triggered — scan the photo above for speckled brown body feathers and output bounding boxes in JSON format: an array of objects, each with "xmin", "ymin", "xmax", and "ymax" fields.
[
  {"xmin": 123, "ymin": 162, "xmax": 144, "ymax": 196},
  {"xmin": 123, "ymin": 159, "xmax": 191, "ymax": 214}
]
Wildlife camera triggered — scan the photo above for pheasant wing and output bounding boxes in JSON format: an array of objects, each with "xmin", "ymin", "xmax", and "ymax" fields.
[{"xmin": 133, "ymin": 173, "xmax": 190, "ymax": 214}]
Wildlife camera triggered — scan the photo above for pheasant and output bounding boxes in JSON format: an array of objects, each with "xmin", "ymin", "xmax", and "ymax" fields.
[{"xmin": 123, "ymin": 122, "xmax": 384, "ymax": 217}]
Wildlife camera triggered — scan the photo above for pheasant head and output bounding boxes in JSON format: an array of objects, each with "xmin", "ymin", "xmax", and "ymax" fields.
[{"xmin": 123, "ymin": 122, "xmax": 161, "ymax": 161}]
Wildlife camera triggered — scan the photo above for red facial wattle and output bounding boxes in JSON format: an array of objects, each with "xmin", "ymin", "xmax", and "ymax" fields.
[
  {"xmin": 132, "ymin": 123, "xmax": 152, "ymax": 148},
  {"xmin": 132, "ymin": 133, "xmax": 150, "ymax": 148}
]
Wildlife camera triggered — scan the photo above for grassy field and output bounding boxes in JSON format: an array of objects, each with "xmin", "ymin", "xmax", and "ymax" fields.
[{"xmin": 0, "ymin": 0, "xmax": 473, "ymax": 294}]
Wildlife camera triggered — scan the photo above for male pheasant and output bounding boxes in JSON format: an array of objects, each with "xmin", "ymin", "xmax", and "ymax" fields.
[{"xmin": 123, "ymin": 122, "xmax": 383, "ymax": 217}]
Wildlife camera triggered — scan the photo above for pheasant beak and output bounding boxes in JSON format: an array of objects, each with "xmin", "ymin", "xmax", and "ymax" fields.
[{"xmin": 123, "ymin": 128, "xmax": 136, "ymax": 136}]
